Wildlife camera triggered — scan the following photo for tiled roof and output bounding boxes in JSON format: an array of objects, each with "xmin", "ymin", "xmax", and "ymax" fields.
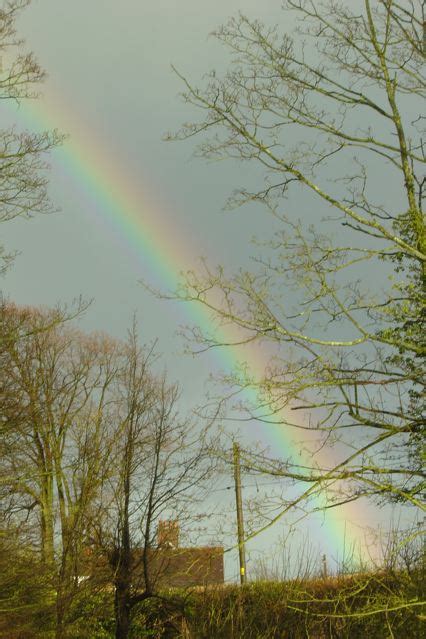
[{"xmin": 136, "ymin": 546, "xmax": 224, "ymax": 589}]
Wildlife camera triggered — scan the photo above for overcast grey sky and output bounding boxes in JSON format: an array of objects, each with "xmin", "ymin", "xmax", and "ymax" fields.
[
  {"xmin": 2, "ymin": 0, "xmax": 406, "ymax": 574},
  {"xmin": 3, "ymin": 0, "xmax": 287, "ymax": 359}
]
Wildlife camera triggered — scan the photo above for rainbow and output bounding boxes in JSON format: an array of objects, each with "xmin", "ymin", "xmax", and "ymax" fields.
[{"xmin": 6, "ymin": 90, "xmax": 378, "ymax": 561}]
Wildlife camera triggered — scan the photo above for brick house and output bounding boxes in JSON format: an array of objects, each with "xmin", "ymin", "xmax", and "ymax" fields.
[{"xmin": 84, "ymin": 520, "xmax": 224, "ymax": 589}]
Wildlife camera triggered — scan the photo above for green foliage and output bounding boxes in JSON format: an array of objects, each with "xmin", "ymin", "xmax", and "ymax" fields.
[
  {"xmin": 62, "ymin": 590, "xmax": 112, "ymax": 639},
  {"xmin": 46, "ymin": 569, "xmax": 424, "ymax": 639},
  {"xmin": 0, "ymin": 532, "xmax": 55, "ymax": 639}
]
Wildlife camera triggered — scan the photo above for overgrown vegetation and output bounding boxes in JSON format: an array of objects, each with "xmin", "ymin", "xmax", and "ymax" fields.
[
  {"xmin": 184, "ymin": 573, "xmax": 424, "ymax": 639},
  {"xmin": 2, "ymin": 555, "xmax": 423, "ymax": 638}
]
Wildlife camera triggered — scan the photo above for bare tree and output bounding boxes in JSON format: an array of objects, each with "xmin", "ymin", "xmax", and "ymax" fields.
[
  {"xmin": 167, "ymin": 0, "xmax": 425, "ymax": 537},
  {"xmin": 91, "ymin": 325, "xmax": 214, "ymax": 639},
  {"xmin": 0, "ymin": 0, "xmax": 62, "ymax": 273}
]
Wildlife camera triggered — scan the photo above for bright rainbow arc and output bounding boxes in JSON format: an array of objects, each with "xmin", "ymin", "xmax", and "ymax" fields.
[{"xmin": 6, "ymin": 90, "xmax": 377, "ymax": 560}]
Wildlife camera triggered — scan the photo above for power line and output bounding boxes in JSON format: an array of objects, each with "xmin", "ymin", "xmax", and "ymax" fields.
[{"xmin": 210, "ymin": 480, "xmax": 293, "ymax": 493}]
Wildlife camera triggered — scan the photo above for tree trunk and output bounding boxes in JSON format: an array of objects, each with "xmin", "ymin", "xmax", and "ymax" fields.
[
  {"xmin": 114, "ymin": 407, "xmax": 133, "ymax": 639},
  {"xmin": 41, "ymin": 504, "xmax": 55, "ymax": 565},
  {"xmin": 40, "ymin": 467, "xmax": 55, "ymax": 565},
  {"xmin": 55, "ymin": 586, "xmax": 66, "ymax": 639},
  {"xmin": 55, "ymin": 546, "xmax": 72, "ymax": 639},
  {"xmin": 114, "ymin": 578, "xmax": 131, "ymax": 639}
]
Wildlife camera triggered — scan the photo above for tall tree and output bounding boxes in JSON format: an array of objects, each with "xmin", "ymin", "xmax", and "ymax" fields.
[
  {"xmin": 91, "ymin": 326, "xmax": 214, "ymax": 639},
  {"xmin": 168, "ymin": 0, "xmax": 425, "ymax": 531},
  {"xmin": 0, "ymin": 304, "xmax": 119, "ymax": 638}
]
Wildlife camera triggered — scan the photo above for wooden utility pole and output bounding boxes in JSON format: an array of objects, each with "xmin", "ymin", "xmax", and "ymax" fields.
[{"xmin": 233, "ymin": 442, "xmax": 247, "ymax": 584}]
